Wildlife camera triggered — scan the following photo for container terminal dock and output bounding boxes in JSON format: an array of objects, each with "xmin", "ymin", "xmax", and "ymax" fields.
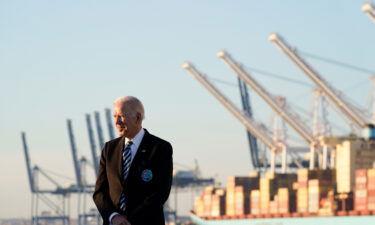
[
  {"xmin": 183, "ymin": 3, "xmax": 375, "ymax": 225},
  {"xmin": 18, "ymin": 2, "xmax": 375, "ymax": 225}
]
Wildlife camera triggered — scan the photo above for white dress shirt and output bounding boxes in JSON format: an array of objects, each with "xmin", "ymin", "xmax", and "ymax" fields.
[{"xmin": 109, "ymin": 128, "xmax": 145, "ymax": 223}]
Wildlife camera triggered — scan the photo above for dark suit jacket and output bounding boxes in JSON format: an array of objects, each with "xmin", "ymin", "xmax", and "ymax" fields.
[{"xmin": 93, "ymin": 129, "xmax": 173, "ymax": 225}]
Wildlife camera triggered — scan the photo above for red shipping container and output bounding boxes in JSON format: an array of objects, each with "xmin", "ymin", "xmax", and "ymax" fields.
[
  {"xmin": 368, "ymin": 179, "xmax": 375, "ymax": 190},
  {"xmin": 356, "ymin": 169, "xmax": 368, "ymax": 177},
  {"xmin": 356, "ymin": 183, "xmax": 367, "ymax": 190},
  {"xmin": 355, "ymin": 189, "xmax": 368, "ymax": 211}
]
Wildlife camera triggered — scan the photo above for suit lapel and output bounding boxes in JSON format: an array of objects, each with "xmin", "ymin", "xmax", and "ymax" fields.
[{"xmin": 115, "ymin": 136, "xmax": 125, "ymax": 179}]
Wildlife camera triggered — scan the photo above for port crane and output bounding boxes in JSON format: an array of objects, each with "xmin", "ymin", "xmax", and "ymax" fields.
[
  {"xmin": 269, "ymin": 33, "xmax": 371, "ymax": 131},
  {"xmin": 22, "ymin": 132, "xmax": 78, "ymax": 225},
  {"xmin": 218, "ymin": 51, "xmax": 321, "ymax": 169},
  {"xmin": 363, "ymin": 2, "xmax": 375, "ymax": 22},
  {"xmin": 183, "ymin": 62, "xmax": 304, "ymax": 173},
  {"xmin": 67, "ymin": 119, "xmax": 99, "ymax": 225}
]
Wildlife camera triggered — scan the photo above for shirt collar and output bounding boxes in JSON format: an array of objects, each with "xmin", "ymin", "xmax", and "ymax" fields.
[{"xmin": 125, "ymin": 128, "xmax": 145, "ymax": 150}]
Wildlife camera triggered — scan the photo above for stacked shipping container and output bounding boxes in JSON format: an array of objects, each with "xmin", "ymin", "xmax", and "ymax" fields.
[{"xmin": 194, "ymin": 168, "xmax": 375, "ymax": 219}]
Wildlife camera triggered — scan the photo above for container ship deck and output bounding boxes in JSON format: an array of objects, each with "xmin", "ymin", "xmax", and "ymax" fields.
[
  {"xmin": 190, "ymin": 138, "xmax": 375, "ymax": 225},
  {"xmin": 190, "ymin": 213, "xmax": 375, "ymax": 225}
]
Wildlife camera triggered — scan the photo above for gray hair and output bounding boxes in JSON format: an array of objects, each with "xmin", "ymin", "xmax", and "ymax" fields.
[{"xmin": 114, "ymin": 96, "xmax": 145, "ymax": 120}]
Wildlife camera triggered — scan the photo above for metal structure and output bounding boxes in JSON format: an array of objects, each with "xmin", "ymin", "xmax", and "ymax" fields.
[
  {"xmin": 21, "ymin": 132, "xmax": 75, "ymax": 225},
  {"xmin": 67, "ymin": 119, "xmax": 83, "ymax": 189},
  {"xmin": 86, "ymin": 114, "xmax": 99, "ymax": 177},
  {"xmin": 312, "ymin": 88, "xmax": 332, "ymax": 169},
  {"xmin": 94, "ymin": 111, "xmax": 105, "ymax": 150},
  {"xmin": 171, "ymin": 160, "xmax": 215, "ymax": 223},
  {"xmin": 237, "ymin": 77, "xmax": 261, "ymax": 169},
  {"xmin": 183, "ymin": 62, "xmax": 287, "ymax": 172},
  {"xmin": 105, "ymin": 108, "xmax": 116, "ymax": 140},
  {"xmin": 218, "ymin": 50, "xmax": 318, "ymax": 169},
  {"xmin": 269, "ymin": 33, "xmax": 370, "ymax": 131},
  {"xmin": 66, "ymin": 119, "xmax": 98, "ymax": 225},
  {"xmin": 363, "ymin": 2, "xmax": 375, "ymax": 22}
]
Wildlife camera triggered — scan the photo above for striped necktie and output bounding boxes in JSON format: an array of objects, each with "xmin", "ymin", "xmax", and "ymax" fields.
[{"xmin": 119, "ymin": 141, "xmax": 133, "ymax": 212}]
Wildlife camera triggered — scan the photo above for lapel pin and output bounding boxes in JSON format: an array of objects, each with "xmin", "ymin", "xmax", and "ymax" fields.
[{"xmin": 141, "ymin": 169, "xmax": 153, "ymax": 182}]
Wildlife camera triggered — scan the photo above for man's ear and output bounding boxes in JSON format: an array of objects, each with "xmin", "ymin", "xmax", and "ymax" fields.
[{"xmin": 136, "ymin": 112, "xmax": 142, "ymax": 123}]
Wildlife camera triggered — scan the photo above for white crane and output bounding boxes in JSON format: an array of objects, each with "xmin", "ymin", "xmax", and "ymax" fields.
[
  {"xmin": 183, "ymin": 62, "xmax": 288, "ymax": 172},
  {"xmin": 183, "ymin": 62, "xmax": 303, "ymax": 173},
  {"xmin": 218, "ymin": 50, "xmax": 319, "ymax": 169},
  {"xmin": 269, "ymin": 33, "xmax": 370, "ymax": 131},
  {"xmin": 363, "ymin": 2, "xmax": 375, "ymax": 23}
]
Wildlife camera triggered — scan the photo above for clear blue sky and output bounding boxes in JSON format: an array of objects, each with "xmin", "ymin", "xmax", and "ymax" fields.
[{"xmin": 1, "ymin": 0, "xmax": 374, "ymax": 219}]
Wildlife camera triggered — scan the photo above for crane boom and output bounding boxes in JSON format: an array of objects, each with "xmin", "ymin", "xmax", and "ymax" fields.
[
  {"xmin": 269, "ymin": 33, "xmax": 369, "ymax": 128},
  {"xmin": 67, "ymin": 119, "xmax": 83, "ymax": 188},
  {"xmin": 218, "ymin": 50, "xmax": 315, "ymax": 144},
  {"xmin": 363, "ymin": 2, "xmax": 375, "ymax": 23},
  {"xmin": 105, "ymin": 108, "xmax": 116, "ymax": 140},
  {"xmin": 183, "ymin": 62, "xmax": 278, "ymax": 152},
  {"xmin": 94, "ymin": 111, "xmax": 105, "ymax": 150},
  {"xmin": 85, "ymin": 114, "xmax": 99, "ymax": 177},
  {"xmin": 21, "ymin": 132, "xmax": 36, "ymax": 193}
]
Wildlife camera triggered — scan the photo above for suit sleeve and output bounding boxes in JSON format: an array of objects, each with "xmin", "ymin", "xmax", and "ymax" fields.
[
  {"xmin": 127, "ymin": 141, "xmax": 173, "ymax": 220},
  {"xmin": 93, "ymin": 143, "xmax": 117, "ymax": 225}
]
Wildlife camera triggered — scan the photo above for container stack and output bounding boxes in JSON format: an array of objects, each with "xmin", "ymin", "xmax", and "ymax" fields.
[
  {"xmin": 260, "ymin": 176, "xmax": 276, "ymax": 214},
  {"xmin": 354, "ymin": 169, "xmax": 368, "ymax": 212},
  {"xmin": 269, "ymin": 196, "xmax": 279, "ymax": 214},
  {"xmin": 368, "ymin": 169, "xmax": 375, "ymax": 211},
  {"xmin": 211, "ymin": 188, "xmax": 226, "ymax": 217},
  {"xmin": 226, "ymin": 176, "xmax": 259, "ymax": 217},
  {"xmin": 336, "ymin": 140, "xmax": 375, "ymax": 194},
  {"xmin": 308, "ymin": 179, "xmax": 333, "ymax": 213},
  {"xmin": 250, "ymin": 190, "xmax": 260, "ymax": 215},
  {"xmin": 278, "ymin": 188, "xmax": 296, "ymax": 214},
  {"xmin": 318, "ymin": 190, "xmax": 336, "ymax": 216},
  {"xmin": 296, "ymin": 169, "xmax": 316, "ymax": 213},
  {"xmin": 194, "ymin": 196, "xmax": 205, "ymax": 217},
  {"xmin": 203, "ymin": 186, "xmax": 216, "ymax": 217}
]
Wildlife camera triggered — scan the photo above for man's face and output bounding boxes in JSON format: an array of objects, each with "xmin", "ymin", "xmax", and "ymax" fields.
[{"xmin": 113, "ymin": 102, "xmax": 141, "ymax": 138}]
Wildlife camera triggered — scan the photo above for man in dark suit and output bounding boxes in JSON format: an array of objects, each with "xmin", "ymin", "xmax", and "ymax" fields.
[{"xmin": 93, "ymin": 96, "xmax": 173, "ymax": 225}]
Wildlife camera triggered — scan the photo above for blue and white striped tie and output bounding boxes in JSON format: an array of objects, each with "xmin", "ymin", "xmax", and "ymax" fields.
[{"xmin": 119, "ymin": 141, "xmax": 133, "ymax": 212}]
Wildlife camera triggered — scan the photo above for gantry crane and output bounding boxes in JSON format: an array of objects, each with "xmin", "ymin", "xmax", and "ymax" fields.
[
  {"xmin": 269, "ymin": 33, "xmax": 371, "ymax": 132},
  {"xmin": 363, "ymin": 2, "xmax": 375, "ymax": 22},
  {"xmin": 67, "ymin": 119, "xmax": 98, "ymax": 225},
  {"xmin": 22, "ymin": 132, "xmax": 77, "ymax": 225},
  {"xmin": 184, "ymin": 62, "xmax": 292, "ymax": 172},
  {"xmin": 218, "ymin": 50, "xmax": 320, "ymax": 169}
]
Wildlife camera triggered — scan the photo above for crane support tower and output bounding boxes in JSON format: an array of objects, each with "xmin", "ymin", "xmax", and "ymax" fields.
[{"xmin": 238, "ymin": 77, "xmax": 261, "ymax": 169}]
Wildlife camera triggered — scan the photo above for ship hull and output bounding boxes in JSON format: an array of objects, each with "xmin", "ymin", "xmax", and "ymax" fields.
[{"xmin": 191, "ymin": 215, "xmax": 375, "ymax": 225}]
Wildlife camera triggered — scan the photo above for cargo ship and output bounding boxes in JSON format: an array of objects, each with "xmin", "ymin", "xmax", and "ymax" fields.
[{"xmin": 190, "ymin": 138, "xmax": 375, "ymax": 225}]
